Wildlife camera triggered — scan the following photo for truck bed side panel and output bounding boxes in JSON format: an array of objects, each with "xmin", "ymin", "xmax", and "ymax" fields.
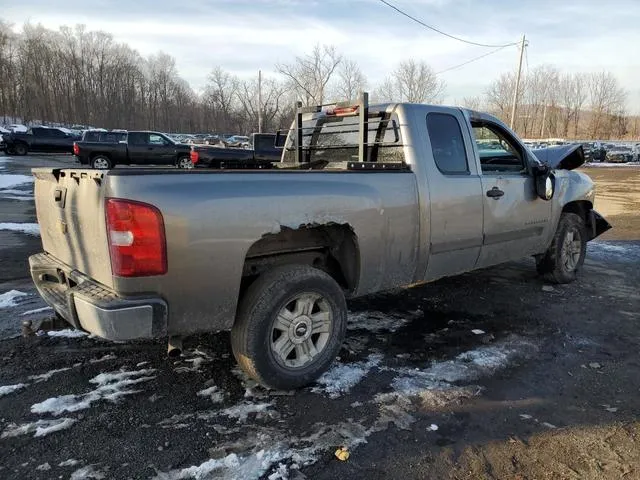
[{"xmin": 105, "ymin": 171, "xmax": 420, "ymax": 335}]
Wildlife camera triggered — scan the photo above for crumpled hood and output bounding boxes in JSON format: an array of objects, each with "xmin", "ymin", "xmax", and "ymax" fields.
[{"xmin": 532, "ymin": 144, "xmax": 585, "ymax": 170}]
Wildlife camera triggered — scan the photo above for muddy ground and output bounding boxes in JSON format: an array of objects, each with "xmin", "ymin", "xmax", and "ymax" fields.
[{"xmin": 0, "ymin": 156, "xmax": 639, "ymax": 480}]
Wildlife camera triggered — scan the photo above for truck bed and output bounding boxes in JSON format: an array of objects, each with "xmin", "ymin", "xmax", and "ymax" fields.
[{"xmin": 31, "ymin": 167, "xmax": 420, "ymax": 336}]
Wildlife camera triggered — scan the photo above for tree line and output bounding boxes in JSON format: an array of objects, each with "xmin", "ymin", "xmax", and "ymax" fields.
[{"xmin": 0, "ymin": 20, "xmax": 635, "ymax": 139}]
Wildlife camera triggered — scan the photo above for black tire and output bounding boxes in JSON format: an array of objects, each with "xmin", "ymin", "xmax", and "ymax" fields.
[
  {"xmin": 231, "ymin": 264, "xmax": 347, "ymax": 390},
  {"xmin": 536, "ymin": 212, "xmax": 587, "ymax": 284},
  {"xmin": 91, "ymin": 155, "xmax": 112, "ymax": 170},
  {"xmin": 176, "ymin": 155, "xmax": 193, "ymax": 169},
  {"xmin": 13, "ymin": 143, "xmax": 27, "ymax": 156}
]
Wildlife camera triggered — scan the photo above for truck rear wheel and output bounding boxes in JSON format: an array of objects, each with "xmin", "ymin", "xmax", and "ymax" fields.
[
  {"xmin": 231, "ymin": 264, "xmax": 347, "ymax": 390},
  {"xmin": 14, "ymin": 143, "xmax": 28, "ymax": 156},
  {"xmin": 91, "ymin": 155, "xmax": 112, "ymax": 169},
  {"xmin": 536, "ymin": 212, "xmax": 587, "ymax": 284}
]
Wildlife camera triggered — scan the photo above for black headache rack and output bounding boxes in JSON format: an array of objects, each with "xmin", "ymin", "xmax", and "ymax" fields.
[{"xmin": 279, "ymin": 91, "xmax": 410, "ymax": 171}]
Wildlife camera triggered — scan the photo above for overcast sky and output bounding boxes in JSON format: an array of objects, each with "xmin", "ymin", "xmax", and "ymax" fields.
[{"xmin": 3, "ymin": 0, "xmax": 638, "ymax": 110}]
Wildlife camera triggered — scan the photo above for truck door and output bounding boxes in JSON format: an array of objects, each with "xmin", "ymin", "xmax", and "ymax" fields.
[
  {"xmin": 46, "ymin": 128, "xmax": 71, "ymax": 152},
  {"xmin": 471, "ymin": 120, "xmax": 553, "ymax": 268},
  {"xmin": 422, "ymin": 108, "xmax": 484, "ymax": 281},
  {"xmin": 147, "ymin": 133, "xmax": 176, "ymax": 165},
  {"xmin": 126, "ymin": 132, "xmax": 151, "ymax": 164},
  {"xmin": 30, "ymin": 127, "xmax": 47, "ymax": 152}
]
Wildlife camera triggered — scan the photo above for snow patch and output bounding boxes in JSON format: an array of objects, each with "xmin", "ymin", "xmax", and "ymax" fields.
[
  {"xmin": 0, "ymin": 222, "xmax": 40, "ymax": 236},
  {"xmin": 1, "ymin": 418, "xmax": 77, "ymax": 438},
  {"xmin": 47, "ymin": 328, "xmax": 89, "ymax": 338},
  {"xmin": 0, "ymin": 383, "xmax": 26, "ymax": 397},
  {"xmin": 89, "ymin": 353, "xmax": 117, "ymax": 363},
  {"xmin": 221, "ymin": 402, "xmax": 273, "ymax": 422},
  {"xmin": 21, "ymin": 306, "xmax": 53, "ymax": 316},
  {"xmin": 311, "ymin": 353, "xmax": 383, "ymax": 398},
  {"xmin": 36, "ymin": 463, "xmax": 51, "ymax": 471},
  {"xmin": 0, "ymin": 289, "xmax": 28, "ymax": 308},
  {"xmin": 31, "ymin": 368, "xmax": 156, "ymax": 415},
  {"xmin": 28, "ymin": 367, "xmax": 72, "ymax": 383},
  {"xmin": 70, "ymin": 465, "xmax": 106, "ymax": 479},
  {"xmin": 0, "ymin": 174, "xmax": 33, "ymax": 189},
  {"xmin": 59, "ymin": 459, "xmax": 81, "ymax": 467},
  {"xmin": 197, "ymin": 386, "xmax": 225, "ymax": 403}
]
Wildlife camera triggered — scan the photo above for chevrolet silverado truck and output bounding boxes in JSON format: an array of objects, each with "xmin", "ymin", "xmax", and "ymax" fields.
[
  {"xmin": 29, "ymin": 94, "xmax": 611, "ymax": 390},
  {"xmin": 74, "ymin": 130, "xmax": 192, "ymax": 169},
  {"xmin": 190, "ymin": 133, "xmax": 284, "ymax": 169},
  {"xmin": 4, "ymin": 126, "xmax": 80, "ymax": 155}
]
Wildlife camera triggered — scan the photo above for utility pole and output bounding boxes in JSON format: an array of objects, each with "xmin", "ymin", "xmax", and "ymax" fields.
[
  {"xmin": 509, "ymin": 34, "xmax": 526, "ymax": 130},
  {"xmin": 258, "ymin": 70, "xmax": 263, "ymax": 133}
]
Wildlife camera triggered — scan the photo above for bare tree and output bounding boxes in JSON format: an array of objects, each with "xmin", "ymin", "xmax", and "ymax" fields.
[
  {"xmin": 276, "ymin": 44, "xmax": 342, "ymax": 105},
  {"xmin": 459, "ymin": 96, "xmax": 484, "ymax": 110},
  {"xmin": 334, "ymin": 59, "xmax": 367, "ymax": 102},
  {"xmin": 588, "ymin": 71, "xmax": 627, "ymax": 138},
  {"xmin": 236, "ymin": 75, "xmax": 287, "ymax": 132},
  {"xmin": 374, "ymin": 59, "xmax": 444, "ymax": 104},
  {"xmin": 485, "ymin": 72, "xmax": 519, "ymax": 122}
]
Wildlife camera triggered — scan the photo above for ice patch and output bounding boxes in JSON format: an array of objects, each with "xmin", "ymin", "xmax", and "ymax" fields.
[
  {"xmin": 0, "ymin": 383, "xmax": 26, "ymax": 397},
  {"xmin": 36, "ymin": 463, "xmax": 51, "ymax": 471},
  {"xmin": 47, "ymin": 328, "xmax": 89, "ymax": 338},
  {"xmin": 348, "ymin": 310, "xmax": 414, "ymax": 333},
  {"xmin": 59, "ymin": 459, "xmax": 81, "ymax": 467},
  {"xmin": 70, "ymin": 465, "xmax": 106, "ymax": 480},
  {"xmin": 0, "ymin": 174, "xmax": 33, "ymax": 189},
  {"xmin": 28, "ymin": 367, "xmax": 72, "ymax": 383},
  {"xmin": 1, "ymin": 418, "xmax": 77, "ymax": 438},
  {"xmin": 311, "ymin": 353, "xmax": 383, "ymax": 398},
  {"xmin": 197, "ymin": 386, "xmax": 225, "ymax": 403},
  {"xmin": 31, "ymin": 368, "xmax": 156, "ymax": 415},
  {"xmin": 471, "ymin": 329, "xmax": 485, "ymax": 335},
  {"xmin": 0, "ymin": 222, "xmax": 40, "ymax": 236},
  {"xmin": 21, "ymin": 306, "xmax": 53, "ymax": 316},
  {"xmin": 0, "ymin": 289, "xmax": 28, "ymax": 308},
  {"xmin": 89, "ymin": 353, "xmax": 117, "ymax": 363}
]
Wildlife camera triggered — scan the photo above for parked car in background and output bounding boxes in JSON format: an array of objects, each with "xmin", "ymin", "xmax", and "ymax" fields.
[
  {"xmin": 606, "ymin": 146, "xmax": 633, "ymax": 163},
  {"xmin": 3, "ymin": 126, "xmax": 80, "ymax": 155},
  {"xmin": 225, "ymin": 135, "xmax": 251, "ymax": 148},
  {"xmin": 191, "ymin": 133, "xmax": 284, "ymax": 168},
  {"xmin": 7, "ymin": 124, "xmax": 28, "ymax": 133},
  {"xmin": 74, "ymin": 130, "xmax": 192, "ymax": 169}
]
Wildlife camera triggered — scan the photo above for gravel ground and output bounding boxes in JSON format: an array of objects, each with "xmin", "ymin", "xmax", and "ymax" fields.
[{"xmin": 0, "ymin": 155, "xmax": 639, "ymax": 480}]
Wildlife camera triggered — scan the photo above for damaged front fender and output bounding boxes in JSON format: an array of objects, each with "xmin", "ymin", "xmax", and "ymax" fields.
[{"xmin": 587, "ymin": 210, "xmax": 612, "ymax": 240}]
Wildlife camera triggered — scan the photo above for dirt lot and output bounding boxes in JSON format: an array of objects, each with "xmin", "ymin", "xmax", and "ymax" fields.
[{"xmin": 0, "ymin": 158, "xmax": 639, "ymax": 480}]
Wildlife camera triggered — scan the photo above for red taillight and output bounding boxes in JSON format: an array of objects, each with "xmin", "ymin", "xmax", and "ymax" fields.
[
  {"xmin": 105, "ymin": 198, "xmax": 167, "ymax": 277},
  {"xmin": 73, "ymin": 142, "xmax": 79, "ymax": 155},
  {"xmin": 190, "ymin": 149, "xmax": 199, "ymax": 164}
]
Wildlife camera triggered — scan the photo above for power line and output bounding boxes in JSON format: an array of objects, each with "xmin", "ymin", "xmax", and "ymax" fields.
[
  {"xmin": 435, "ymin": 45, "xmax": 510, "ymax": 75},
  {"xmin": 378, "ymin": 0, "xmax": 520, "ymax": 48}
]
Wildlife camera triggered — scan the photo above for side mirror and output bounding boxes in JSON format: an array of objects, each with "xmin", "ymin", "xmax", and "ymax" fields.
[{"xmin": 535, "ymin": 166, "xmax": 555, "ymax": 201}]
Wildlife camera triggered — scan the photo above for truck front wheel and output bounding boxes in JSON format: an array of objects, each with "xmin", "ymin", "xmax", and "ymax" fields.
[
  {"xmin": 536, "ymin": 212, "xmax": 587, "ymax": 284},
  {"xmin": 91, "ymin": 155, "xmax": 112, "ymax": 169},
  {"xmin": 231, "ymin": 264, "xmax": 347, "ymax": 390}
]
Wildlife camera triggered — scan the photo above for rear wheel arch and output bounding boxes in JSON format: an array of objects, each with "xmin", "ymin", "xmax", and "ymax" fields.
[
  {"xmin": 240, "ymin": 224, "xmax": 360, "ymax": 296},
  {"xmin": 13, "ymin": 142, "xmax": 28, "ymax": 155}
]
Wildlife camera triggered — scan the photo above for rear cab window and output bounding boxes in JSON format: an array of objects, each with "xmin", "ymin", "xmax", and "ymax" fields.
[{"xmin": 426, "ymin": 113, "xmax": 469, "ymax": 174}]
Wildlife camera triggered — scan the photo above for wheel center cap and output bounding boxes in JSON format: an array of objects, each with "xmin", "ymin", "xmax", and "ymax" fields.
[{"xmin": 294, "ymin": 323, "xmax": 308, "ymax": 337}]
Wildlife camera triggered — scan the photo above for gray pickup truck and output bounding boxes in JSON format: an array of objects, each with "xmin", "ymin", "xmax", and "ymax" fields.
[{"xmin": 29, "ymin": 95, "xmax": 610, "ymax": 389}]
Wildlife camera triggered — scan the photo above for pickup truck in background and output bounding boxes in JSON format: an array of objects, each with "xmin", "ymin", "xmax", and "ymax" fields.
[
  {"xmin": 74, "ymin": 130, "xmax": 193, "ymax": 169},
  {"xmin": 3, "ymin": 126, "xmax": 80, "ymax": 155},
  {"xmin": 29, "ymin": 94, "xmax": 611, "ymax": 390},
  {"xmin": 190, "ymin": 133, "xmax": 284, "ymax": 169}
]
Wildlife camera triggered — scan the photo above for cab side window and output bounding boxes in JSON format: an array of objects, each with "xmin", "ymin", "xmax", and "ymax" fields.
[
  {"xmin": 426, "ymin": 113, "xmax": 469, "ymax": 174},
  {"xmin": 149, "ymin": 134, "xmax": 167, "ymax": 145},
  {"xmin": 472, "ymin": 123, "xmax": 525, "ymax": 173},
  {"xmin": 128, "ymin": 132, "xmax": 148, "ymax": 145}
]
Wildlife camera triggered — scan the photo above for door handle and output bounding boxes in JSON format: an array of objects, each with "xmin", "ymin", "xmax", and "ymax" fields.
[{"xmin": 486, "ymin": 187, "xmax": 504, "ymax": 199}]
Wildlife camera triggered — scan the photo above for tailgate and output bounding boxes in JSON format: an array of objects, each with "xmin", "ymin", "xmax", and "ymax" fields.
[{"xmin": 33, "ymin": 168, "xmax": 113, "ymax": 289}]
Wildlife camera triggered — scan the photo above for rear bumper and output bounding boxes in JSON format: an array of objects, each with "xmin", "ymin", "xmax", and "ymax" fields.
[{"xmin": 29, "ymin": 253, "xmax": 167, "ymax": 341}]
